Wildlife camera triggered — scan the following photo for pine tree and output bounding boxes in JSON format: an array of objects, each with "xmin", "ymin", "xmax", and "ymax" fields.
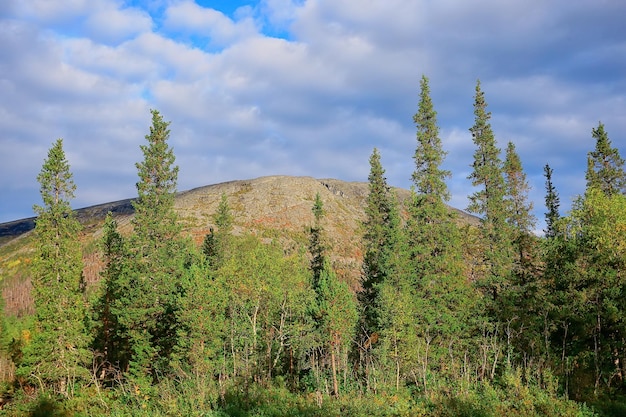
[
  {"xmin": 543, "ymin": 164, "xmax": 560, "ymax": 238},
  {"xmin": 116, "ymin": 110, "xmax": 187, "ymax": 382},
  {"xmin": 467, "ymin": 80, "xmax": 512, "ymax": 301},
  {"xmin": 585, "ymin": 122, "xmax": 626, "ymax": 196},
  {"xmin": 19, "ymin": 139, "xmax": 91, "ymax": 396}
]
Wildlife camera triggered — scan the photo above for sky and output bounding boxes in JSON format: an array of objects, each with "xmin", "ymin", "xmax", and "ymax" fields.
[{"xmin": 1, "ymin": 0, "xmax": 625, "ymax": 233}]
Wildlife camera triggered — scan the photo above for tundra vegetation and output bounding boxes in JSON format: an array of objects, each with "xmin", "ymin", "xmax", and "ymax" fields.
[{"xmin": 1, "ymin": 78, "xmax": 625, "ymax": 416}]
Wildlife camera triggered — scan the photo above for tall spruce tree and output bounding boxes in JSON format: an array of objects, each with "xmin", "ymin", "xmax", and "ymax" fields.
[
  {"xmin": 360, "ymin": 148, "xmax": 400, "ymax": 336},
  {"xmin": 467, "ymin": 80, "xmax": 512, "ymax": 301},
  {"xmin": 585, "ymin": 122, "xmax": 626, "ymax": 196},
  {"xmin": 543, "ymin": 164, "xmax": 560, "ymax": 238},
  {"xmin": 115, "ymin": 110, "xmax": 187, "ymax": 381},
  {"xmin": 406, "ymin": 75, "xmax": 473, "ymax": 389},
  {"xmin": 19, "ymin": 139, "xmax": 91, "ymax": 396},
  {"xmin": 501, "ymin": 142, "xmax": 543, "ymax": 368}
]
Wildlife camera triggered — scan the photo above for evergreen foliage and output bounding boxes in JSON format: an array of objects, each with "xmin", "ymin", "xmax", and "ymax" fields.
[
  {"xmin": 19, "ymin": 139, "xmax": 91, "ymax": 397},
  {"xmin": 202, "ymin": 192, "xmax": 233, "ymax": 270},
  {"xmin": 114, "ymin": 110, "xmax": 188, "ymax": 382},
  {"xmin": 543, "ymin": 163, "xmax": 560, "ymax": 238},
  {"xmin": 6, "ymin": 83, "xmax": 626, "ymax": 416},
  {"xmin": 359, "ymin": 148, "xmax": 400, "ymax": 338},
  {"xmin": 405, "ymin": 75, "xmax": 476, "ymax": 391},
  {"xmin": 93, "ymin": 213, "xmax": 128, "ymax": 379},
  {"xmin": 467, "ymin": 80, "xmax": 512, "ymax": 302},
  {"xmin": 585, "ymin": 122, "xmax": 626, "ymax": 196}
]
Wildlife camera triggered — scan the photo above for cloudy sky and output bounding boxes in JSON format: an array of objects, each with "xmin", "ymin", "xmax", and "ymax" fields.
[{"xmin": 1, "ymin": 0, "xmax": 625, "ymax": 232}]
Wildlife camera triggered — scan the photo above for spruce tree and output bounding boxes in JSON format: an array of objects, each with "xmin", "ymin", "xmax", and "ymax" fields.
[
  {"xmin": 202, "ymin": 192, "xmax": 234, "ymax": 270},
  {"xmin": 309, "ymin": 192, "xmax": 326, "ymax": 288},
  {"xmin": 406, "ymin": 75, "xmax": 473, "ymax": 388},
  {"xmin": 503, "ymin": 141, "xmax": 535, "ymax": 234},
  {"xmin": 116, "ymin": 110, "xmax": 187, "ymax": 381},
  {"xmin": 360, "ymin": 148, "xmax": 400, "ymax": 336},
  {"xmin": 585, "ymin": 122, "xmax": 626, "ymax": 196},
  {"xmin": 501, "ymin": 142, "xmax": 543, "ymax": 368},
  {"xmin": 19, "ymin": 139, "xmax": 91, "ymax": 396},
  {"xmin": 467, "ymin": 80, "xmax": 512, "ymax": 301},
  {"xmin": 93, "ymin": 213, "xmax": 128, "ymax": 378},
  {"xmin": 543, "ymin": 164, "xmax": 560, "ymax": 238}
]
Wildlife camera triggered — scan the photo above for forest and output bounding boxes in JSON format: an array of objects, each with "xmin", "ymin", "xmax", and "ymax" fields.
[{"xmin": 0, "ymin": 76, "xmax": 625, "ymax": 416}]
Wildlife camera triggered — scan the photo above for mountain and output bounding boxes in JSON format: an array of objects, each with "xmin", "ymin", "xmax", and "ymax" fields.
[{"xmin": 0, "ymin": 175, "xmax": 479, "ymax": 316}]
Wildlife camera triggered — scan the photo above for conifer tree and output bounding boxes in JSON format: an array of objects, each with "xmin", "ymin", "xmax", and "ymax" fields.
[
  {"xmin": 406, "ymin": 75, "xmax": 473, "ymax": 388},
  {"xmin": 116, "ymin": 110, "xmax": 187, "ymax": 381},
  {"xmin": 467, "ymin": 80, "xmax": 512, "ymax": 301},
  {"xmin": 93, "ymin": 213, "xmax": 128, "ymax": 378},
  {"xmin": 543, "ymin": 164, "xmax": 560, "ymax": 238},
  {"xmin": 309, "ymin": 192, "xmax": 326, "ymax": 288},
  {"xmin": 19, "ymin": 139, "xmax": 91, "ymax": 396},
  {"xmin": 412, "ymin": 75, "xmax": 450, "ymax": 200},
  {"xmin": 360, "ymin": 148, "xmax": 400, "ymax": 336},
  {"xmin": 501, "ymin": 142, "xmax": 544, "ymax": 368},
  {"xmin": 585, "ymin": 122, "xmax": 626, "ymax": 196},
  {"xmin": 202, "ymin": 192, "xmax": 234, "ymax": 270},
  {"xmin": 504, "ymin": 141, "xmax": 535, "ymax": 235}
]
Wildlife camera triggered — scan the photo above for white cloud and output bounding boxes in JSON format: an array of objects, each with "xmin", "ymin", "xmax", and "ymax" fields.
[
  {"xmin": 1, "ymin": 0, "xmax": 625, "ymax": 224},
  {"xmin": 163, "ymin": 1, "xmax": 259, "ymax": 48}
]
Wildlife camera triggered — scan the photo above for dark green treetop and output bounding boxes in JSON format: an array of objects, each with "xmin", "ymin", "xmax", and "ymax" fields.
[
  {"xmin": 412, "ymin": 75, "xmax": 451, "ymax": 201},
  {"xmin": 585, "ymin": 122, "xmax": 625, "ymax": 196},
  {"xmin": 543, "ymin": 164, "xmax": 560, "ymax": 238}
]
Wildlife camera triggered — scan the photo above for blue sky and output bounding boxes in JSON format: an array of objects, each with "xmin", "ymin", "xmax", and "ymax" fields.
[{"xmin": 1, "ymin": 0, "xmax": 625, "ymax": 234}]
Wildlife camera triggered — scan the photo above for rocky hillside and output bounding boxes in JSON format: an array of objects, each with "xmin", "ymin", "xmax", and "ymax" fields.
[{"xmin": 0, "ymin": 176, "xmax": 478, "ymax": 316}]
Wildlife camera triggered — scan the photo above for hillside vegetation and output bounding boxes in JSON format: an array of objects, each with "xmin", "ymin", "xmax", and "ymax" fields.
[{"xmin": 1, "ymin": 79, "xmax": 625, "ymax": 416}]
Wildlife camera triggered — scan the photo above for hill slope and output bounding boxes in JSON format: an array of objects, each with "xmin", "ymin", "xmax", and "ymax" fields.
[{"xmin": 0, "ymin": 176, "xmax": 478, "ymax": 315}]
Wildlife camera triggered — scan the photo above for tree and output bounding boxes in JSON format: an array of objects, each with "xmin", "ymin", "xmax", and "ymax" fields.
[
  {"xmin": 93, "ymin": 213, "xmax": 128, "ymax": 379},
  {"xmin": 405, "ymin": 75, "xmax": 474, "ymax": 389},
  {"xmin": 359, "ymin": 148, "xmax": 401, "ymax": 391},
  {"xmin": 309, "ymin": 192, "xmax": 326, "ymax": 288},
  {"xmin": 503, "ymin": 141, "xmax": 535, "ymax": 235},
  {"xmin": 202, "ymin": 192, "xmax": 234, "ymax": 270},
  {"xmin": 19, "ymin": 139, "xmax": 91, "ymax": 397},
  {"xmin": 114, "ymin": 110, "xmax": 188, "ymax": 382},
  {"xmin": 412, "ymin": 75, "xmax": 450, "ymax": 200},
  {"xmin": 585, "ymin": 122, "xmax": 626, "ymax": 196},
  {"xmin": 359, "ymin": 148, "xmax": 400, "ymax": 337},
  {"xmin": 467, "ymin": 80, "xmax": 512, "ymax": 302},
  {"xmin": 543, "ymin": 164, "xmax": 560, "ymax": 238}
]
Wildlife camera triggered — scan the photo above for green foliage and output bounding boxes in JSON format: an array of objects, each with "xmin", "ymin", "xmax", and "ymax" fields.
[
  {"xmin": 18, "ymin": 138, "xmax": 91, "ymax": 397},
  {"xmin": 203, "ymin": 193, "xmax": 234, "ymax": 270},
  {"xmin": 543, "ymin": 164, "xmax": 560, "ymax": 238},
  {"xmin": 467, "ymin": 80, "xmax": 512, "ymax": 303},
  {"xmin": 412, "ymin": 75, "xmax": 450, "ymax": 201},
  {"xmin": 360, "ymin": 148, "xmax": 401, "ymax": 338},
  {"xmin": 585, "ymin": 122, "xmax": 626, "ymax": 196},
  {"xmin": 113, "ymin": 109, "xmax": 189, "ymax": 382}
]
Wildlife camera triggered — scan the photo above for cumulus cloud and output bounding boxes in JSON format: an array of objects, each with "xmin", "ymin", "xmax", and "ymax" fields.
[{"xmin": 1, "ymin": 0, "xmax": 625, "ymax": 227}]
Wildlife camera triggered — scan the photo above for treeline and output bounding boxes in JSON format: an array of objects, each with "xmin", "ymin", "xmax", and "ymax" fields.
[{"xmin": 2, "ymin": 77, "xmax": 625, "ymax": 416}]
